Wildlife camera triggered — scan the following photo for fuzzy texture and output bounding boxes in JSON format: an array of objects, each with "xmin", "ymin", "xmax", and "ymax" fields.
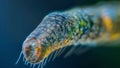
[{"xmin": 21, "ymin": 2, "xmax": 120, "ymax": 65}]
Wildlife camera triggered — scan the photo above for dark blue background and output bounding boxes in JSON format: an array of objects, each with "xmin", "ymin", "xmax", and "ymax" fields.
[{"xmin": 0, "ymin": 0, "xmax": 120, "ymax": 68}]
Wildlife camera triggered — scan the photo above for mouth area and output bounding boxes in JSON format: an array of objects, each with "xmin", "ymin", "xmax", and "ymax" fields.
[{"xmin": 23, "ymin": 38, "xmax": 42, "ymax": 63}]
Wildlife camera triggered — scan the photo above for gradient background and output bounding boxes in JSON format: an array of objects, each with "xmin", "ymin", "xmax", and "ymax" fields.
[{"xmin": 0, "ymin": 0, "xmax": 120, "ymax": 68}]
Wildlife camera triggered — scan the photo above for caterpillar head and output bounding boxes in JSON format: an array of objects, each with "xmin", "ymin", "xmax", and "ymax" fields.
[{"xmin": 22, "ymin": 37, "xmax": 48, "ymax": 63}]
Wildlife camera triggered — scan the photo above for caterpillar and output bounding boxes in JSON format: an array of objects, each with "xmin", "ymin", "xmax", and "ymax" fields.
[{"xmin": 16, "ymin": 2, "xmax": 120, "ymax": 68}]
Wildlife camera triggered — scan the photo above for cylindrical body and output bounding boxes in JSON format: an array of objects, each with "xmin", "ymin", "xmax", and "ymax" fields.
[{"xmin": 22, "ymin": 2, "xmax": 120, "ymax": 64}]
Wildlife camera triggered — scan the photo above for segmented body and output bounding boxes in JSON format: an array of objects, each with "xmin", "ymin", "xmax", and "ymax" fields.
[{"xmin": 16, "ymin": 2, "xmax": 120, "ymax": 68}]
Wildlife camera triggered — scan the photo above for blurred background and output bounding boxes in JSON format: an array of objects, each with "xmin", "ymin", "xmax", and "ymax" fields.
[{"xmin": 0, "ymin": 0, "xmax": 120, "ymax": 68}]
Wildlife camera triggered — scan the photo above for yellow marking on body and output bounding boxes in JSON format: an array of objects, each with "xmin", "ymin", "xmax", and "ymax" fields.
[
  {"xmin": 64, "ymin": 39, "xmax": 70, "ymax": 45},
  {"xmin": 110, "ymin": 33, "xmax": 120, "ymax": 41},
  {"xmin": 44, "ymin": 47, "xmax": 52, "ymax": 58},
  {"xmin": 101, "ymin": 13, "xmax": 120, "ymax": 44},
  {"xmin": 102, "ymin": 14, "xmax": 113, "ymax": 32},
  {"xmin": 44, "ymin": 42, "xmax": 62, "ymax": 58},
  {"xmin": 35, "ymin": 47, "xmax": 41, "ymax": 58}
]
